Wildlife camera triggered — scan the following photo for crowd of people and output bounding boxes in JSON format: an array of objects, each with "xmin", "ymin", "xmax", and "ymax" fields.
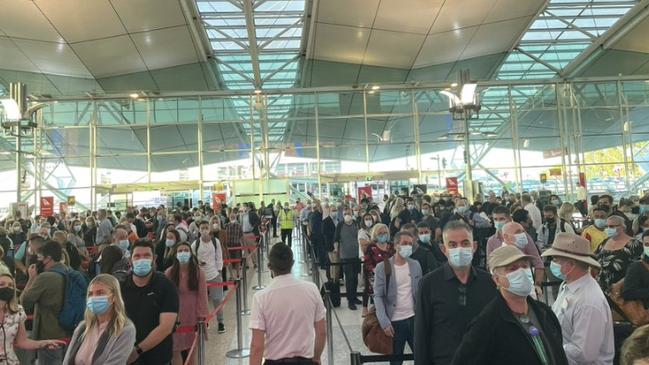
[
  {"xmin": 0, "ymin": 189, "xmax": 648, "ymax": 365},
  {"xmin": 0, "ymin": 200, "xmax": 273, "ymax": 365},
  {"xmin": 284, "ymin": 190, "xmax": 649, "ymax": 365}
]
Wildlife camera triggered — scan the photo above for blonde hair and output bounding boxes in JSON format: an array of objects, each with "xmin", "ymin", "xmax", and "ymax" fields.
[
  {"xmin": 621, "ymin": 324, "xmax": 649, "ymax": 365},
  {"xmin": 558, "ymin": 202, "xmax": 575, "ymax": 223},
  {"xmin": 0, "ymin": 274, "xmax": 20, "ymax": 314},
  {"xmin": 370, "ymin": 224, "xmax": 389, "ymax": 242},
  {"xmin": 83, "ymin": 274, "xmax": 128, "ymax": 337}
]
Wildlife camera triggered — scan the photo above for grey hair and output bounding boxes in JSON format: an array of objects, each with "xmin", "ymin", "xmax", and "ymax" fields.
[
  {"xmin": 442, "ymin": 220, "xmax": 473, "ymax": 243},
  {"xmin": 393, "ymin": 231, "xmax": 416, "ymax": 245},
  {"xmin": 607, "ymin": 215, "xmax": 626, "ymax": 227}
]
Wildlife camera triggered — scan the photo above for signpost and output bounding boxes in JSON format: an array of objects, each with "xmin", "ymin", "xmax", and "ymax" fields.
[
  {"xmin": 40, "ymin": 196, "xmax": 54, "ymax": 217},
  {"xmin": 446, "ymin": 177, "xmax": 459, "ymax": 195}
]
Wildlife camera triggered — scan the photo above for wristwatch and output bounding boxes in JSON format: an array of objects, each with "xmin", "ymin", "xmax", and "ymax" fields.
[{"xmin": 135, "ymin": 345, "xmax": 144, "ymax": 355}]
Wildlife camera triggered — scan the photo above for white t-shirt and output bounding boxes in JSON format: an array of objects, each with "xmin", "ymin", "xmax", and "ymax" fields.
[
  {"xmin": 358, "ymin": 228, "xmax": 371, "ymax": 257},
  {"xmin": 391, "ymin": 263, "xmax": 414, "ymax": 322},
  {"xmin": 249, "ymin": 275, "xmax": 326, "ymax": 361},
  {"xmin": 191, "ymin": 237, "xmax": 223, "ymax": 281}
]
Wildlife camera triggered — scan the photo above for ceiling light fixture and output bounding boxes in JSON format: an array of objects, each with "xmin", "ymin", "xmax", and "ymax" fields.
[
  {"xmin": 451, "ymin": 82, "xmax": 458, "ymax": 88},
  {"xmin": 254, "ymin": 89, "xmax": 262, "ymax": 94},
  {"xmin": 0, "ymin": 99, "xmax": 21, "ymax": 121},
  {"xmin": 371, "ymin": 85, "xmax": 380, "ymax": 90},
  {"xmin": 129, "ymin": 93, "xmax": 139, "ymax": 99}
]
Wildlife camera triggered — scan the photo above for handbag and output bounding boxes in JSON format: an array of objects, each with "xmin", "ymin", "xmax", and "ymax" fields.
[
  {"xmin": 361, "ymin": 257, "xmax": 393, "ymax": 355},
  {"xmin": 608, "ymin": 262, "xmax": 649, "ymax": 326}
]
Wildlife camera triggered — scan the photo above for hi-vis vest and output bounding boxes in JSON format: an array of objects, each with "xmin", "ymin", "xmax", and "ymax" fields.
[{"xmin": 278, "ymin": 209, "xmax": 295, "ymax": 229}]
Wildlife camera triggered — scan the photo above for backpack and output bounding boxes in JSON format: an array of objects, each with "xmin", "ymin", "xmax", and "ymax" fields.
[
  {"xmin": 49, "ymin": 266, "xmax": 89, "ymax": 332},
  {"xmin": 193, "ymin": 237, "xmax": 224, "ymax": 262}
]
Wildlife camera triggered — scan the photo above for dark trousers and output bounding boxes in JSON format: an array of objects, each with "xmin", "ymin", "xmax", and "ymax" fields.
[
  {"xmin": 281, "ymin": 228, "xmax": 293, "ymax": 247},
  {"xmin": 264, "ymin": 358, "xmax": 316, "ymax": 365},
  {"xmin": 341, "ymin": 258, "xmax": 359, "ymax": 304},
  {"xmin": 271, "ymin": 217, "xmax": 277, "ymax": 237},
  {"xmin": 391, "ymin": 316, "xmax": 415, "ymax": 365},
  {"xmin": 312, "ymin": 237, "xmax": 328, "ymax": 269}
]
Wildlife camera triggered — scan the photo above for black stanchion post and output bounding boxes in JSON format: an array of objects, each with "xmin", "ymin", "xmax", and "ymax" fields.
[
  {"xmin": 253, "ymin": 238, "xmax": 265, "ymax": 290},
  {"xmin": 226, "ymin": 280, "xmax": 251, "ymax": 359},
  {"xmin": 326, "ymin": 292, "xmax": 334, "ymax": 365},
  {"xmin": 350, "ymin": 351, "xmax": 362, "ymax": 365},
  {"xmin": 197, "ymin": 320, "xmax": 206, "ymax": 365}
]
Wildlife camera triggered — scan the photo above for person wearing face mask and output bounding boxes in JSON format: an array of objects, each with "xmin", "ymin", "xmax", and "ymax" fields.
[
  {"xmin": 8, "ymin": 223, "xmax": 25, "ymax": 257},
  {"xmin": 521, "ymin": 194, "xmax": 543, "ymax": 233},
  {"xmin": 621, "ymin": 229, "xmax": 649, "ymax": 311},
  {"xmin": 408, "ymin": 223, "xmax": 440, "ymax": 276},
  {"xmin": 420, "ymin": 203, "xmax": 442, "ymax": 242},
  {"xmin": 334, "ymin": 208, "xmax": 361, "ymax": 310},
  {"xmin": 165, "ymin": 242, "xmax": 208, "ymax": 365},
  {"xmin": 414, "ymin": 220, "xmax": 497, "ymax": 365},
  {"xmin": 549, "ymin": 195, "xmax": 562, "ymax": 209},
  {"xmin": 67, "ymin": 219, "xmax": 86, "ymax": 255},
  {"xmin": 373, "ymin": 232, "xmax": 422, "ymax": 365},
  {"xmin": 513, "ymin": 208, "xmax": 538, "ymax": 242},
  {"xmin": 359, "ymin": 213, "xmax": 375, "ymax": 260},
  {"xmin": 98, "ymin": 245, "xmax": 130, "ymax": 282},
  {"xmin": 192, "ymin": 221, "xmax": 225, "ymax": 333},
  {"xmin": 541, "ymin": 233, "xmax": 615, "ymax": 365},
  {"xmin": 452, "ymin": 245, "xmax": 568, "ymax": 365},
  {"xmin": 83, "ymin": 217, "xmax": 97, "ymax": 248},
  {"xmin": 299, "ymin": 202, "xmax": 313, "ymax": 242},
  {"xmin": 0, "ymin": 273, "xmax": 65, "ymax": 365},
  {"xmin": 489, "ymin": 222, "xmax": 544, "ymax": 299},
  {"xmin": 121, "ymin": 239, "xmax": 178, "ymax": 365},
  {"xmin": 595, "ymin": 215, "xmax": 644, "ymax": 291},
  {"xmin": 278, "ymin": 202, "xmax": 295, "ymax": 248},
  {"xmin": 448, "ymin": 198, "xmax": 491, "ymax": 229},
  {"xmin": 581, "ymin": 207, "xmax": 610, "ymax": 253},
  {"xmin": 361, "ymin": 224, "xmax": 394, "ymax": 317},
  {"xmin": 20, "ymin": 241, "xmax": 71, "ymax": 364},
  {"xmin": 322, "ymin": 208, "xmax": 339, "ymax": 284},
  {"xmin": 63, "ymin": 274, "xmax": 136, "ymax": 365},
  {"xmin": 155, "ymin": 229, "xmax": 180, "ymax": 272},
  {"xmin": 537, "ymin": 205, "xmax": 574, "ymax": 251},
  {"xmin": 396, "ymin": 199, "xmax": 423, "ymax": 227}
]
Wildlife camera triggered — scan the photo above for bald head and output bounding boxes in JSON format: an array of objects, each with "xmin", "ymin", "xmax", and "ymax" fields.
[{"xmin": 502, "ymin": 222, "xmax": 525, "ymax": 245}]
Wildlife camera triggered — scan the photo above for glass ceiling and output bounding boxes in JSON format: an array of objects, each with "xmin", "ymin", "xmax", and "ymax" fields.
[
  {"xmin": 496, "ymin": 0, "xmax": 636, "ymax": 80},
  {"xmin": 196, "ymin": 0, "xmax": 306, "ymax": 144}
]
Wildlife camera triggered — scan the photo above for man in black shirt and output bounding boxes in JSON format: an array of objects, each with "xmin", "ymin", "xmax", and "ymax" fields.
[
  {"xmin": 411, "ymin": 222, "xmax": 442, "ymax": 275},
  {"xmin": 414, "ymin": 220, "xmax": 497, "ymax": 365},
  {"xmin": 122, "ymin": 239, "xmax": 178, "ymax": 365}
]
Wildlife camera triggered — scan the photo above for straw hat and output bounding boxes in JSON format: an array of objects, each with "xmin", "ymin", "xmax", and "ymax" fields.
[
  {"xmin": 541, "ymin": 232, "xmax": 601, "ymax": 269},
  {"xmin": 488, "ymin": 245, "xmax": 535, "ymax": 271}
]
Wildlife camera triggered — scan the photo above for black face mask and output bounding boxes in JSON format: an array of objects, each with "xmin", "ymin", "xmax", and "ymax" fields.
[
  {"xmin": 0, "ymin": 287, "xmax": 15, "ymax": 302},
  {"xmin": 36, "ymin": 260, "xmax": 46, "ymax": 274},
  {"xmin": 546, "ymin": 217, "xmax": 556, "ymax": 224}
]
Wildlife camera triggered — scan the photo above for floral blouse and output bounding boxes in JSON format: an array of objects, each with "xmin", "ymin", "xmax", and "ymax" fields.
[
  {"xmin": 596, "ymin": 238, "xmax": 644, "ymax": 291},
  {"xmin": 0, "ymin": 305, "xmax": 26, "ymax": 365},
  {"xmin": 363, "ymin": 243, "xmax": 394, "ymax": 295}
]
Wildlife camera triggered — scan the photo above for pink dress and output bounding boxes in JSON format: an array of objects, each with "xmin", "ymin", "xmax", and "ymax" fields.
[{"xmin": 165, "ymin": 267, "xmax": 209, "ymax": 351}]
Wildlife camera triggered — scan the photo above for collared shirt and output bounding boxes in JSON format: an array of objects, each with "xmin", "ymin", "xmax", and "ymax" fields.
[
  {"xmin": 414, "ymin": 263, "xmax": 497, "ymax": 365},
  {"xmin": 552, "ymin": 274, "xmax": 614, "ymax": 365},
  {"xmin": 96, "ymin": 218, "xmax": 113, "ymax": 245},
  {"xmin": 249, "ymin": 274, "xmax": 326, "ymax": 361}
]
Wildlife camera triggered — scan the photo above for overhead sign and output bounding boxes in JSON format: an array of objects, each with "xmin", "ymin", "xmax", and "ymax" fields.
[
  {"xmin": 358, "ymin": 186, "xmax": 372, "ymax": 203},
  {"xmin": 67, "ymin": 196, "xmax": 76, "ymax": 206},
  {"xmin": 40, "ymin": 196, "xmax": 54, "ymax": 217},
  {"xmin": 540, "ymin": 173, "xmax": 547, "ymax": 184},
  {"xmin": 549, "ymin": 168, "xmax": 562, "ymax": 177},
  {"xmin": 446, "ymin": 177, "xmax": 459, "ymax": 195},
  {"xmin": 578, "ymin": 172, "xmax": 587, "ymax": 189}
]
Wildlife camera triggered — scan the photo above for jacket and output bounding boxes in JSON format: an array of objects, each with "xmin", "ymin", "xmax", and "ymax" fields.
[
  {"xmin": 63, "ymin": 319, "xmax": 137, "ymax": 365},
  {"xmin": 451, "ymin": 294, "xmax": 569, "ymax": 365},
  {"xmin": 373, "ymin": 256, "xmax": 422, "ymax": 329},
  {"xmin": 21, "ymin": 263, "xmax": 66, "ymax": 340}
]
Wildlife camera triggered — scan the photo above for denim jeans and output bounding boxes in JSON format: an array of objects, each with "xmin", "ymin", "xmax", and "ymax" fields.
[
  {"xmin": 37, "ymin": 346, "xmax": 65, "ymax": 365},
  {"xmin": 207, "ymin": 274, "xmax": 225, "ymax": 323},
  {"xmin": 391, "ymin": 316, "xmax": 414, "ymax": 365}
]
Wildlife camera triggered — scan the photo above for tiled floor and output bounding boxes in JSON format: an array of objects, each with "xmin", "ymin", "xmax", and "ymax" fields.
[{"xmin": 207, "ymin": 233, "xmax": 414, "ymax": 365}]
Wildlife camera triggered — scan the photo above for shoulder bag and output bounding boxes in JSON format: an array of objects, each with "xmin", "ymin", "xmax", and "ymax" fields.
[{"xmin": 361, "ymin": 257, "xmax": 393, "ymax": 355}]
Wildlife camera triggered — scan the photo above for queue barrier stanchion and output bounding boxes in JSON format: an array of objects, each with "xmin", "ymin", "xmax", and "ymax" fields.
[
  {"xmin": 226, "ymin": 279, "xmax": 251, "ymax": 359},
  {"xmin": 197, "ymin": 320, "xmax": 206, "ymax": 365},
  {"xmin": 325, "ymin": 290, "xmax": 334, "ymax": 365},
  {"xmin": 241, "ymin": 248, "xmax": 251, "ymax": 316},
  {"xmin": 350, "ymin": 351, "xmax": 362, "ymax": 365},
  {"xmin": 253, "ymin": 234, "xmax": 266, "ymax": 291}
]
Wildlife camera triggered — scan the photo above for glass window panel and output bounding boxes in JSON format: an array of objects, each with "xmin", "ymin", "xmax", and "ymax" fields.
[
  {"xmin": 96, "ymin": 156, "xmax": 148, "ymax": 183},
  {"xmin": 150, "ymin": 124, "xmax": 198, "ymax": 153},
  {"xmin": 42, "ymin": 127, "xmax": 90, "ymax": 158},
  {"xmin": 96, "ymin": 126, "xmax": 147, "ymax": 155}
]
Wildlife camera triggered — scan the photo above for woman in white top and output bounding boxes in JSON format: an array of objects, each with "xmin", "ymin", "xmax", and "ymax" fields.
[
  {"xmin": 192, "ymin": 221, "xmax": 226, "ymax": 333},
  {"xmin": 0, "ymin": 274, "xmax": 65, "ymax": 365},
  {"xmin": 358, "ymin": 213, "xmax": 374, "ymax": 316}
]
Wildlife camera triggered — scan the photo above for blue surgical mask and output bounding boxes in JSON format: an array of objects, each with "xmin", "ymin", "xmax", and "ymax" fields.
[
  {"xmin": 641, "ymin": 205, "xmax": 649, "ymax": 214},
  {"xmin": 448, "ymin": 247, "xmax": 473, "ymax": 268},
  {"xmin": 594, "ymin": 219, "xmax": 606, "ymax": 229},
  {"xmin": 86, "ymin": 295, "xmax": 110, "ymax": 315},
  {"xmin": 504, "ymin": 269, "xmax": 533, "ymax": 297},
  {"xmin": 419, "ymin": 234, "xmax": 431, "ymax": 244},
  {"xmin": 605, "ymin": 227, "xmax": 617, "ymax": 238},
  {"xmin": 118, "ymin": 239, "xmax": 130, "ymax": 251},
  {"xmin": 399, "ymin": 245, "xmax": 413, "ymax": 258},
  {"xmin": 514, "ymin": 233, "xmax": 528, "ymax": 249},
  {"xmin": 550, "ymin": 261, "xmax": 565, "ymax": 281},
  {"xmin": 165, "ymin": 239, "xmax": 176, "ymax": 248},
  {"xmin": 494, "ymin": 221, "xmax": 505, "ymax": 230},
  {"xmin": 132, "ymin": 259, "xmax": 153, "ymax": 277},
  {"xmin": 377, "ymin": 234, "xmax": 389, "ymax": 243},
  {"xmin": 177, "ymin": 251, "xmax": 191, "ymax": 264}
]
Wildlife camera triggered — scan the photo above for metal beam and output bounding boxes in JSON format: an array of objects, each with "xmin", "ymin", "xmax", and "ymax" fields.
[
  {"xmin": 543, "ymin": 10, "xmax": 597, "ymax": 39},
  {"xmin": 562, "ymin": 0, "xmax": 649, "ymax": 78},
  {"xmin": 242, "ymin": 0, "xmax": 262, "ymax": 88},
  {"xmin": 514, "ymin": 47, "xmax": 563, "ymax": 75}
]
